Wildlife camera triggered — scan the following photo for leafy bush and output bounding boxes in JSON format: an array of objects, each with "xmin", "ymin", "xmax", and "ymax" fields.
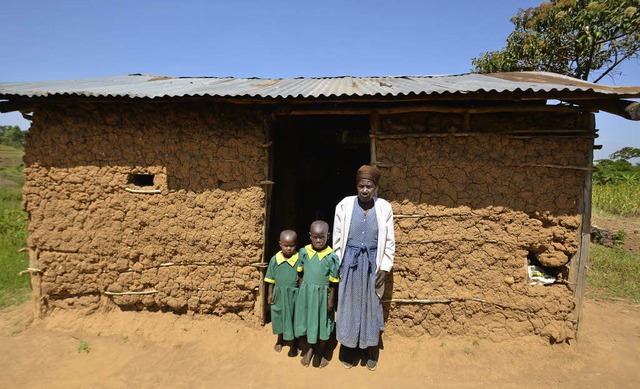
[
  {"xmin": 593, "ymin": 147, "xmax": 640, "ymax": 186},
  {"xmin": 0, "ymin": 126, "xmax": 26, "ymax": 150},
  {"xmin": 593, "ymin": 159, "xmax": 640, "ymax": 185},
  {"xmin": 592, "ymin": 147, "xmax": 640, "ymax": 217}
]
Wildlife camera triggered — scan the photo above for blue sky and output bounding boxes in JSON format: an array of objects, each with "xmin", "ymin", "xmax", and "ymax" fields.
[{"xmin": 1, "ymin": 0, "xmax": 638, "ymax": 161}]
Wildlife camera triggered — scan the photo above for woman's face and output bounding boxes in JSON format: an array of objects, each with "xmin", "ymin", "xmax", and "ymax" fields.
[{"xmin": 357, "ymin": 178, "xmax": 376, "ymax": 203}]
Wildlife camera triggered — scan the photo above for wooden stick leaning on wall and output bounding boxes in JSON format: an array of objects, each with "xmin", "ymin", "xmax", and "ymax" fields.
[{"xmin": 28, "ymin": 247, "xmax": 43, "ymax": 318}]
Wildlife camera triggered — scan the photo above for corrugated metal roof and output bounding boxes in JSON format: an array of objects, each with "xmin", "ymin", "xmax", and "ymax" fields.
[{"xmin": 1, "ymin": 72, "xmax": 639, "ymax": 100}]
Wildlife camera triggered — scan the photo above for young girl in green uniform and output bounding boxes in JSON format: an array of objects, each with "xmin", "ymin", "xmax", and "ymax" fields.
[
  {"xmin": 264, "ymin": 229, "xmax": 300, "ymax": 356},
  {"xmin": 294, "ymin": 220, "xmax": 340, "ymax": 368}
]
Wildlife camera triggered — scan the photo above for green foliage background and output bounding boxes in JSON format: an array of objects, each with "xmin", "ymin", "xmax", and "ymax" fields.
[
  {"xmin": 472, "ymin": 0, "xmax": 640, "ymax": 82},
  {"xmin": 0, "ymin": 145, "xmax": 29, "ymax": 307},
  {"xmin": 0, "ymin": 125, "xmax": 26, "ymax": 151},
  {"xmin": 592, "ymin": 147, "xmax": 640, "ymax": 217}
]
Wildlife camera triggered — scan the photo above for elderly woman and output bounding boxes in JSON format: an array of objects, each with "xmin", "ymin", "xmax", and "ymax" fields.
[{"xmin": 333, "ymin": 165, "xmax": 395, "ymax": 371}]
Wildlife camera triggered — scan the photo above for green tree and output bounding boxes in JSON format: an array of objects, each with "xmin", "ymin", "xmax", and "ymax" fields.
[
  {"xmin": 472, "ymin": 0, "xmax": 640, "ymax": 82},
  {"xmin": 593, "ymin": 147, "xmax": 640, "ymax": 185},
  {"xmin": 0, "ymin": 125, "xmax": 26, "ymax": 150},
  {"xmin": 610, "ymin": 146, "xmax": 640, "ymax": 162}
]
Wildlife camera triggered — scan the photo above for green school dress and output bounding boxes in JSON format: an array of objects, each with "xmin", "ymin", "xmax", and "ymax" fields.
[
  {"xmin": 264, "ymin": 251, "xmax": 300, "ymax": 341},
  {"xmin": 293, "ymin": 245, "xmax": 340, "ymax": 344}
]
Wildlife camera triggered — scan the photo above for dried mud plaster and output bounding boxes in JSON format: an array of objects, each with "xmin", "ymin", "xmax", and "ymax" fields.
[
  {"xmin": 24, "ymin": 104, "xmax": 266, "ymax": 321},
  {"xmin": 23, "ymin": 105, "xmax": 591, "ymax": 343},
  {"xmin": 378, "ymin": 112, "xmax": 590, "ymax": 342}
]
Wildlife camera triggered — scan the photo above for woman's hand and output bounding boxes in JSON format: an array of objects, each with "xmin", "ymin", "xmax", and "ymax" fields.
[{"xmin": 375, "ymin": 270, "xmax": 388, "ymax": 289}]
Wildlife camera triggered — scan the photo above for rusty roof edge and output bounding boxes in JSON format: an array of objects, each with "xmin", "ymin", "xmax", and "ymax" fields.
[
  {"xmin": 1, "ymin": 72, "xmax": 639, "ymax": 100},
  {"xmin": 485, "ymin": 71, "xmax": 640, "ymax": 95}
]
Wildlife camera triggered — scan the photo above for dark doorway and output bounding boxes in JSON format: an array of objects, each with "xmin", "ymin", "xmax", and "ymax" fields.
[{"xmin": 267, "ymin": 114, "xmax": 371, "ymax": 259}]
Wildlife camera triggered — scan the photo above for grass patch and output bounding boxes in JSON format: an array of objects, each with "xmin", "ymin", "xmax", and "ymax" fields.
[
  {"xmin": 0, "ymin": 145, "xmax": 29, "ymax": 308},
  {"xmin": 592, "ymin": 183, "xmax": 640, "ymax": 217},
  {"xmin": 588, "ymin": 244, "xmax": 640, "ymax": 302},
  {"xmin": 0, "ymin": 145, "xmax": 25, "ymax": 186},
  {"xmin": 0, "ymin": 208, "xmax": 30, "ymax": 308},
  {"xmin": 77, "ymin": 340, "xmax": 91, "ymax": 354}
]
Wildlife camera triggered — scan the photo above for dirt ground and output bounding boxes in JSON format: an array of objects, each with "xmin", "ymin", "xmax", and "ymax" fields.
[
  {"xmin": 0, "ymin": 297, "xmax": 638, "ymax": 389},
  {"xmin": 1, "ymin": 214, "xmax": 638, "ymax": 389},
  {"xmin": 592, "ymin": 213, "xmax": 640, "ymax": 253}
]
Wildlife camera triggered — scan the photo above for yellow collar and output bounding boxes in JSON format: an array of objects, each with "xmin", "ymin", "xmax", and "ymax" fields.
[
  {"xmin": 305, "ymin": 244, "xmax": 333, "ymax": 261},
  {"xmin": 276, "ymin": 251, "xmax": 299, "ymax": 266}
]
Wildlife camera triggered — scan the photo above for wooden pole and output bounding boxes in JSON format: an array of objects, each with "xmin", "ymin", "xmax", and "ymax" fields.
[
  {"xmin": 28, "ymin": 247, "xmax": 43, "ymax": 318},
  {"xmin": 381, "ymin": 297, "xmax": 525, "ymax": 311},
  {"xmin": 104, "ymin": 290, "xmax": 158, "ymax": 296},
  {"xmin": 284, "ymin": 104, "xmax": 583, "ymax": 116},
  {"xmin": 569, "ymin": 112, "xmax": 595, "ymax": 340},
  {"xmin": 257, "ymin": 114, "xmax": 275, "ymax": 325},
  {"xmin": 371, "ymin": 131, "xmax": 594, "ymax": 140},
  {"xmin": 370, "ymin": 111, "xmax": 380, "ymax": 165},
  {"xmin": 507, "ymin": 164, "xmax": 595, "ymax": 171}
]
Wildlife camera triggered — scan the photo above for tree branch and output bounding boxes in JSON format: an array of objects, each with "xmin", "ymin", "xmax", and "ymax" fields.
[{"xmin": 593, "ymin": 51, "xmax": 636, "ymax": 83}]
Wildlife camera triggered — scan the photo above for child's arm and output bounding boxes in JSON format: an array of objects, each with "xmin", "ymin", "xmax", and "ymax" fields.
[
  {"xmin": 327, "ymin": 282, "xmax": 336, "ymax": 312},
  {"xmin": 328, "ymin": 252, "xmax": 340, "ymax": 312},
  {"xmin": 297, "ymin": 252, "xmax": 304, "ymax": 287},
  {"xmin": 267, "ymin": 283, "xmax": 274, "ymax": 305}
]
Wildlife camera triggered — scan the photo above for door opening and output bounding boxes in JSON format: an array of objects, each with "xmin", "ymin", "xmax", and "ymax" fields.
[
  {"xmin": 268, "ymin": 114, "xmax": 371, "ymax": 254},
  {"xmin": 264, "ymin": 115, "xmax": 370, "ymax": 322}
]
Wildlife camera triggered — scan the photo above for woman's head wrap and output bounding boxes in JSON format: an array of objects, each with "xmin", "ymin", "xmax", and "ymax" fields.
[{"xmin": 356, "ymin": 165, "xmax": 381, "ymax": 185}]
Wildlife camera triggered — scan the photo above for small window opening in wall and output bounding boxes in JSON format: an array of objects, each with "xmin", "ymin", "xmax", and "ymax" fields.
[
  {"xmin": 129, "ymin": 174, "xmax": 155, "ymax": 187},
  {"xmin": 527, "ymin": 250, "xmax": 540, "ymax": 266},
  {"xmin": 527, "ymin": 250, "xmax": 558, "ymax": 285}
]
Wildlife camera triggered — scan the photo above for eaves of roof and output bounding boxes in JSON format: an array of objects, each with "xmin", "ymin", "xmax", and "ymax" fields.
[{"xmin": 1, "ymin": 72, "xmax": 639, "ymax": 101}]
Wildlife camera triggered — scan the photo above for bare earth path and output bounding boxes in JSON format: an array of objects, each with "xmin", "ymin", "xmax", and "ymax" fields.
[
  {"xmin": 592, "ymin": 213, "xmax": 640, "ymax": 253},
  {"xmin": 1, "ymin": 296, "xmax": 638, "ymax": 389},
  {"xmin": 2, "ymin": 214, "xmax": 638, "ymax": 388}
]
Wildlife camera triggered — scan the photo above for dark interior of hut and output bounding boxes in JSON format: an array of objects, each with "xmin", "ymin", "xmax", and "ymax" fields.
[
  {"xmin": 267, "ymin": 114, "xmax": 370, "ymax": 257},
  {"xmin": 265, "ymin": 114, "xmax": 370, "ymax": 290},
  {"xmin": 264, "ymin": 114, "xmax": 370, "ymax": 321}
]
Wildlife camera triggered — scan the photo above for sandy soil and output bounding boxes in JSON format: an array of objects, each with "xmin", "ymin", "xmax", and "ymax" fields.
[
  {"xmin": 0, "ymin": 297, "xmax": 638, "ymax": 389},
  {"xmin": 1, "ymin": 214, "xmax": 638, "ymax": 389}
]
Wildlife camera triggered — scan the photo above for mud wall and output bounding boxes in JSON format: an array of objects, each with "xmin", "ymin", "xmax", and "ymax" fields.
[
  {"xmin": 377, "ymin": 111, "xmax": 593, "ymax": 342},
  {"xmin": 23, "ymin": 102, "xmax": 266, "ymax": 320},
  {"xmin": 22, "ymin": 101, "xmax": 593, "ymax": 341}
]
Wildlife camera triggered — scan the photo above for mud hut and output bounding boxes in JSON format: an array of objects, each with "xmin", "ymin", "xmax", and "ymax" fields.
[{"xmin": 1, "ymin": 72, "xmax": 639, "ymax": 343}]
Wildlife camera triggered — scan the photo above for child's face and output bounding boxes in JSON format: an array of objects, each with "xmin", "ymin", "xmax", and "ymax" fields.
[
  {"xmin": 279, "ymin": 235, "xmax": 297, "ymax": 258},
  {"xmin": 309, "ymin": 225, "xmax": 328, "ymax": 251}
]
